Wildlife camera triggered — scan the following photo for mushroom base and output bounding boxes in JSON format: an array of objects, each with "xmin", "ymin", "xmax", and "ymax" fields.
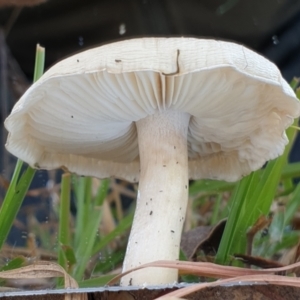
[{"xmin": 121, "ymin": 109, "xmax": 190, "ymax": 286}]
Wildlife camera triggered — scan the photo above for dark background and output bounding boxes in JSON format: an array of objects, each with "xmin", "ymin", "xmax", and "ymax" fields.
[
  {"xmin": 1, "ymin": 0, "xmax": 300, "ymax": 245},
  {"xmin": 2, "ymin": 0, "xmax": 300, "ymax": 80}
]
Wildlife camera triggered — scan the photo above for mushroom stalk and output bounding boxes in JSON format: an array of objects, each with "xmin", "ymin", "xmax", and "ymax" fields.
[{"xmin": 121, "ymin": 109, "xmax": 190, "ymax": 286}]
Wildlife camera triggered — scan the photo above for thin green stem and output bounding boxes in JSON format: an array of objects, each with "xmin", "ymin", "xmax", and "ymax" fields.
[
  {"xmin": 74, "ymin": 177, "xmax": 89, "ymax": 248},
  {"xmin": 33, "ymin": 44, "xmax": 45, "ymax": 82},
  {"xmin": 72, "ymin": 179, "xmax": 109, "ymax": 281},
  {"xmin": 58, "ymin": 173, "xmax": 71, "ymax": 269},
  {"xmin": 210, "ymin": 194, "xmax": 222, "ymax": 225},
  {"xmin": 291, "ymin": 125, "xmax": 300, "ymax": 131},
  {"xmin": 92, "ymin": 211, "xmax": 134, "ymax": 256},
  {"xmin": 0, "ymin": 166, "xmax": 35, "ymax": 248}
]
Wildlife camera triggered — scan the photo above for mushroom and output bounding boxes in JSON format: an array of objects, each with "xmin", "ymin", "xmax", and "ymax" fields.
[{"xmin": 4, "ymin": 38, "xmax": 300, "ymax": 286}]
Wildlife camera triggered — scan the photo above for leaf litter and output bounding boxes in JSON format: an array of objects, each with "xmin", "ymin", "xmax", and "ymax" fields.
[
  {"xmin": 0, "ymin": 261, "xmax": 87, "ymax": 300},
  {"xmin": 109, "ymin": 259, "xmax": 300, "ymax": 299}
]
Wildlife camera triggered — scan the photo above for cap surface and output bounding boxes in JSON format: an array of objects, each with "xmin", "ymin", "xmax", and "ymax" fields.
[{"xmin": 5, "ymin": 38, "xmax": 300, "ymax": 182}]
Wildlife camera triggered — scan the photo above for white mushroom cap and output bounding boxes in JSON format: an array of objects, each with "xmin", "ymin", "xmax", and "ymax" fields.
[{"xmin": 5, "ymin": 38, "xmax": 300, "ymax": 182}]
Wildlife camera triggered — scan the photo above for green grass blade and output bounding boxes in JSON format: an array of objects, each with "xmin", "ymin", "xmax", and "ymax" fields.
[
  {"xmin": 72, "ymin": 208, "xmax": 103, "ymax": 280},
  {"xmin": 93, "ymin": 249, "xmax": 125, "ymax": 274},
  {"xmin": 216, "ymin": 124, "xmax": 298, "ymax": 265},
  {"xmin": 0, "ymin": 45, "xmax": 45, "ymax": 250},
  {"xmin": 74, "ymin": 176, "xmax": 91, "ymax": 248},
  {"xmin": 0, "ymin": 256, "xmax": 27, "ymax": 285},
  {"xmin": 210, "ymin": 193, "xmax": 222, "ymax": 225},
  {"xmin": 33, "ymin": 44, "xmax": 45, "ymax": 82},
  {"xmin": 0, "ymin": 256, "xmax": 26, "ymax": 271},
  {"xmin": 281, "ymin": 162, "xmax": 300, "ymax": 180},
  {"xmin": 72, "ymin": 179, "xmax": 109, "ymax": 281},
  {"xmin": 6, "ymin": 159, "xmax": 23, "ymax": 190},
  {"xmin": 92, "ymin": 210, "xmax": 134, "ymax": 256},
  {"xmin": 78, "ymin": 275, "xmax": 115, "ymax": 288},
  {"xmin": 285, "ymin": 183, "xmax": 300, "ymax": 225},
  {"xmin": 58, "ymin": 173, "xmax": 71, "ymax": 270},
  {"xmin": 61, "ymin": 245, "xmax": 77, "ymax": 271},
  {"xmin": 215, "ymin": 171, "xmax": 259, "ymax": 264},
  {"xmin": 94, "ymin": 179, "xmax": 109, "ymax": 206},
  {"xmin": 189, "ymin": 179, "xmax": 235, "ymax": 196},
  {"xmin": 0, "ymin": 163, "xmax": 36, "ymax": 249},
  {"xmin": 289, "ymin": 77, "xmax": 300, "ymax": 90}
]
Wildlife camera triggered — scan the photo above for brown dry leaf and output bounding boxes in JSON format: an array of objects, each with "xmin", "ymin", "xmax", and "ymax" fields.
[
  {"xmin": 0, "ymin": 245, "xmax": 57, "ymax": 261},
  {"xmin": 0, "ymin": 175, "xmax": 10, "ymax": 190},
  {"xmin": 109, "ymin": 259, "xmax": 300, "ymax": 286},
  {"xmin": 181, "ymin": 226, "xmax": 213, "ymax": 260},
  {"xmin": 108, "ymin": 259, "xmax": 300, "ymax": 299},
  {"xmin": 0, "ymin": 261, "xmax": 86, "ymax": 300},
  {"xmin": 180, "ymin": 219, "xmax": 226, "ymax": 260},
  {"xmin": 280, "ymin": 241, "xmax": 300, "ymax": 276},
  {"xmin": 234, "ymin": 253, "xmax": 285, "ymax": 270},
  {"xmin": 246, "ymin": 215, "xmax": 271, "ymax": 256}
]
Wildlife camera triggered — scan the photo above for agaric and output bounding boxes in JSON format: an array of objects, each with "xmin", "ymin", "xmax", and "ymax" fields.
[{"xmin": 5, "ymin": 38, "xmax": 300, "ymax": 286}]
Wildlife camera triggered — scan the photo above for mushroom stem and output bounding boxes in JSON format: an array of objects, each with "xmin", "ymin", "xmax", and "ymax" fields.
[{"xmin": 121, "ymin": 110, "xmax": 190, "ymax": 286}]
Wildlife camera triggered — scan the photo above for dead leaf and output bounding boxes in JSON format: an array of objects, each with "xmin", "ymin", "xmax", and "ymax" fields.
[
  {"xmin": 180, "ymin": 219, "xmax": 226, "ymax": 260},
  {"xmin": 108, "ymin": 259, "xmax": 300, "ymax": 285},
  {"xmin": 234, "ymin": 253, "xmax": 285, "ymax": 270},
  {"xmin": 0, "ymin": 245, "xmax": 57, "ymax": 261},
  {"xmin": 0, "ymin": 261, "xmax": 87, "ymax": 300},
  {"xmin": 246, "ymin": 215, "xmax": 271, "ymax": 257}
]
